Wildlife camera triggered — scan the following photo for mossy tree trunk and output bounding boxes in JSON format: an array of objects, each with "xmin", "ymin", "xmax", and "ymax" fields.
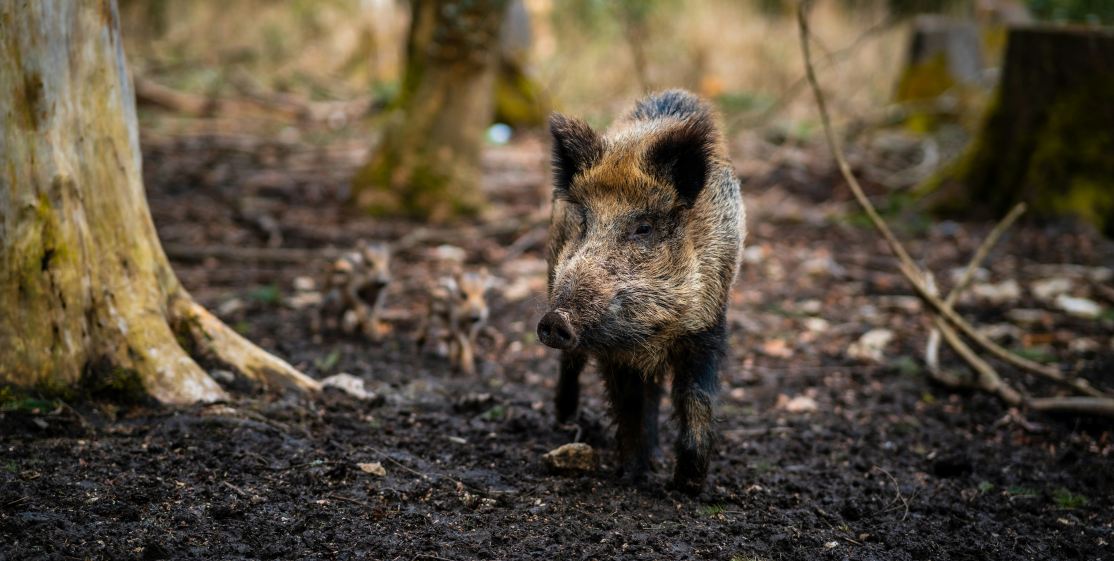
[
  {"xmin": 351, "ymin": 0, "xmax": 508, "ymax": 222},
  {"xmin": 0, "ymin": 1, "xmax": 320, "ymax": 404},
  {"xmin": 947, "ymin": 26, "xmax": 1114, "ymax": 235},
  {"xmin": 494, "ymin": 0, "xmax": 548, "ymax": 128},
  {"xmin": 894, "ymin": 15, "xmax": 985, "ymax": 102}
]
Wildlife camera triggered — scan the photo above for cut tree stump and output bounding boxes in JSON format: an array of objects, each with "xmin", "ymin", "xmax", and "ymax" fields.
[
  {"xmin": 931, "ymin": 26, "xmax": 1114, "ymax": 235},
  {"xmin": 895, "ymin": 15, "xmax": 986, "ymax": 103}
]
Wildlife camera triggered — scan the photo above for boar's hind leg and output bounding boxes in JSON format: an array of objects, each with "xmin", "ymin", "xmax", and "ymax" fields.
[
  {"xmin": 555, "ymin": 351, "xmax": 587, "ymax": 423},
  {"xmin": 602, "ymin": 361, "xmax": 662, "ymax": 481},
  {"xmin": 670, "ymin": 320, "xmax": 725, "ymax": 494}
]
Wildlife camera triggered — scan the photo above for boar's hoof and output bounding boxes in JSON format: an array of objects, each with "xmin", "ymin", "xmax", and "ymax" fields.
[
  {"xmin": 537, "ymin": 311, "xmax": 578, "ymax": 350},
  {"xmin": 670, "ymin": 472, "xmax": 706, "ymax": 496}
]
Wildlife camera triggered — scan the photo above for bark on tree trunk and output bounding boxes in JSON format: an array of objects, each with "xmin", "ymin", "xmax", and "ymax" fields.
[
  {"xmin": 894, "ymin": 15, "xmax": 986, "ymax": 102},
  {"xmin": 0, "ymin": 1, "xmax": 320, "ymax": 404},
  {"xmin": 934, "ymin": 26, "xmax": 1114, "ymax": 235},
  {"xmin": 351, "ymin": 0, "xmax": 508, "ymax": 222}
]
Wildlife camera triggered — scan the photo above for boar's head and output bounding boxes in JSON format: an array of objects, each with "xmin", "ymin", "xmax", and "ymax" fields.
[{"xmin": 539, "ymin": 102, "xmax": 736, "ymax": 357}]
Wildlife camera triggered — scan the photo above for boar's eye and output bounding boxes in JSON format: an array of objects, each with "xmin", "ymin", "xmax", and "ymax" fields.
[{"xmin": 629, "ymin": 221, "xmax": 654, "ymax": 241}]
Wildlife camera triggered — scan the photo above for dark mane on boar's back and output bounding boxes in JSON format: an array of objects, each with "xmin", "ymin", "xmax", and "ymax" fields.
[{"xmin": 629, "ymin": 89, "xmax": 712, "ymax": 123}]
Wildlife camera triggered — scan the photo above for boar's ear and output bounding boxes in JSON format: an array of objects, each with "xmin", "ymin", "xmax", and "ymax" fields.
[
  {"xmin": 549, "ymin": 113, "xmax": 603, "ymax": 196},
  {"xmin": 647, "ymin": 118, "xmax": 717, "ymax": 206}
]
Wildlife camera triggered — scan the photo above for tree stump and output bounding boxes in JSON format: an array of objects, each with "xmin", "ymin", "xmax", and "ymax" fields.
[
  {"xmin": 895, "ymin": 15, "xmax": 987, "ymax": 102},
  {"xmin": 945, "ymin": 26, "xmax": 1114, "ymax": 235},
  {"xmin": 0, "ymin": 1, "xmax": 319, "ymax": 403}
]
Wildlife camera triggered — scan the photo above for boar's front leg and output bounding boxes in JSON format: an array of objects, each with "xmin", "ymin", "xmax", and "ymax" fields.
[
  {"xmin": 670, "ymin": 320, "xmax": 725, "ymax": 494},
  {"xmin": 602, "ymin": 361, "xmax": 662, "ymax": 481},
  {"xmin": 555, "ymin": 350, "xmax": 587, "ymax": 423}
]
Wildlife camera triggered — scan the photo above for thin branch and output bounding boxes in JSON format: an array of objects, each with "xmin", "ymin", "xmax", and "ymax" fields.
[
  {"xmin": 1028, "ymin": 397, "xmax": 1114, "ymax": 417},
  {"xmin": 731, "ymin": 13, "xmax": 899, "ymax": 130},
  {"xmin": 945, "ymin": 203, "xmax": 1027, "ymax": 307},
  {"xmin": 796, "ymin": 1, "xmax": 1109, "ymax": 401},
  {"xmin": 924, "ymin": 205, "xmax": 1027, "ymax": 403}
]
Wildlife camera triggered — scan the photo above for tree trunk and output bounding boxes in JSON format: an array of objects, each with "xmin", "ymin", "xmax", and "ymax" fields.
[
  {"xmin": 351, "ymin": 0, "xmax": 508, "ymax": 222},
  {"xmin": 933, "ymin": 26, "xmax": 1114, "ymax": 235},
  {"xmin": 0, "ymin": 1, "xmax": 320, "ymax": 404},
  {"xmin": 493, "ymin": 0, "xmax": 548, "ymax": 128},
  {"xmin": 894, "ymin": 15, "xmax": 986, "ymax": 102}
]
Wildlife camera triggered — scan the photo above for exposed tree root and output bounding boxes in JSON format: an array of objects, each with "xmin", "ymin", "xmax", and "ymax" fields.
[
  {"xmin": 118, "ymin": 303, "xmax": 230, "ymax": 405},
  {"xmin": 171, "ymin": 295, "xmax": 322, "ymax": 394}
]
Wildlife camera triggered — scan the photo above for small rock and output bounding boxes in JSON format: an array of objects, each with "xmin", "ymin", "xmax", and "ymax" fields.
[
  {"xmin": 293, "ymin": 276, "xmax": 316, "ymax": 292},
  {"xmin": 454, "ymin": 393, "xmax": 496, "ymax": 413},
  {"xmin": 321, "ymin": 373, "xmax": 377, "ymax": 401},
  {"xmin": 970, "ymin": 279, "xmax": 1021, "ymax": 304},
  {"xmin": 777, "ymin": 394, "xmax": 818, "ymax": 413},
  {"xmin": 797, "ymin": 299, "xmax": 823, "ymax": 315},
  {"xmin": 978, "ymin": 323, "xmax": 1020, "ymax": 342},
  {"xmin": 1006, "ymin": 308, "xmax": 1047, "ymax": 325},
  {"xmin": 286, "ymin": 292, "xmax": 322, "ymax": 310},
  {"xmin": 502, "ymin": 276, "xmax": 538, "ymax": 302},
  {"xmin": 209, "ymin": 369, "xmax": 236, "ymax": 384},
  {"xmin": 1055, "ymin": 294, "xmax": 1102, "ymax": 319},
  {"xmin": 800, "ymin": 255, "xmax": 845, "ymax": 278},
  {"xmin": 878, "ymin": 295, "xmax": 922, "ymax": 313},
  {"xmin": 949, "ymin": 266, "xmax": 989, "ymax": 284},
  {"xmin": 1069, "ymin": 338, "xmax": 1099, "ymax": 353},
  {"xmin": 803, "ymin": 317, "xmax": 830, "ymax": 333},
  {"xmin": 217, "ymin": 298, "xmax": 244, "ymax": 316},
  {"xmin": 433, "ymin": 244, "xmax": 467, "ymax": 263},
  {"xmin": 847, "ymin": 328, "xmax": 894, "ymax": 363},
  {"xmin": 1031, "ymin": 278, "xmax": 1073, "ymax": 301},
  {"xmin": 357, "ymin": 462, "xmax": 386, "ymax": 477},
  {"xmin": 761, "ymin": 338, "xmax": 794, "ymax": 358},
  {"xmin": 542, "ymin": 443, "xmax": 598, "ymax": 473},
  {"xmin": 742, "ymin": 245, "xmax": 766, "ymax": 265}
]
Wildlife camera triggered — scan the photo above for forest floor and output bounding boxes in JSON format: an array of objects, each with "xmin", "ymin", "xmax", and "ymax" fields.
[{"xmin": 3, "ymin": 129, "xmax": 1113, "ymax": 561}]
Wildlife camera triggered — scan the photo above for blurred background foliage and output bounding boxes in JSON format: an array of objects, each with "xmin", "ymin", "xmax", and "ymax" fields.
[{"xmin": 117, "ymin": 0, "xmax": 1113, "ymax": 228}]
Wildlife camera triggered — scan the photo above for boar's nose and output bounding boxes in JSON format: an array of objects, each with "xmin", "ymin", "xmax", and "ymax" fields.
[{"xmin": 537, "ymin": 311, "xmax": 578, "ymax": 350}]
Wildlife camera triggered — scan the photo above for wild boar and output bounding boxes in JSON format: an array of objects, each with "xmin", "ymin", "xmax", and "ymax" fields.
[
  {"xmin": 417, "ymin": 269, "xmax": 493, "ymax": 375},
  {"xmin": 537, "ymin": 89, "xmax": 745, "ymax": 492},
  {"xmin": 315, "ymin": 240, "xmax": 391, "ymax": 341}
]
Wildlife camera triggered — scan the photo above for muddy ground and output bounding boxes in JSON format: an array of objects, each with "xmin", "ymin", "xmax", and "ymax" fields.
[{"xmin": 2, "ymin": 131, "xmax": 1113, "ymax": 561}]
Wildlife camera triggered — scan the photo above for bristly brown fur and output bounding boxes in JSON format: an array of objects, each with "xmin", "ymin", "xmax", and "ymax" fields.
[{"xmin": 542, "ymin": 89, "xmax": 746, "ymax": 492}]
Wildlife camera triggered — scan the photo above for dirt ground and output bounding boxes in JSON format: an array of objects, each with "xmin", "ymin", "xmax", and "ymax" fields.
[{"xmin": 2, "ymin": 131, "xmax": 1113, "ymax": 561}]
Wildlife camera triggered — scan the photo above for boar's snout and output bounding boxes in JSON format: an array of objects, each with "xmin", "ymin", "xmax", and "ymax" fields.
[{"xmin": 538, "ymin": 310, "xmax": 578, "ymax": 350}]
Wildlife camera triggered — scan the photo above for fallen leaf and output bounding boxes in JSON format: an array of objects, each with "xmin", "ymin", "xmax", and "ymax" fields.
[
  {"xmin": 776, "ymin": 394, "xmax": 818, "ymax": 413},
  {"xmin": 1055, "ymin": 294, "xmax": 1102, "ymax": 319},
  {"xmin": 1031, "ymin": 278, "xmax": 1073, "ymax": 301},
  {"xmin": 357, "ymin": 462, "xmax": 386, "ymax": 477},
  {"xmin": 847, "ymin": 328, "xmax": 894, "ymax": 363},
  {"xmin": 761, "ymin": 338, "xmax": 794, "ymax": 358}
]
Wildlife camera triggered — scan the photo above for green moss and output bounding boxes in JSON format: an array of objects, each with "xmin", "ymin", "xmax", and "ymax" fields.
[
  {"xmin": 493, "ymin": 61, "xmax": 548, "ymax": 128},
  {"xmin": 78, "ymin": 363, "xmax": 148, "ymax": 404},
  {"xmin": 0, "ymin": 383, "xmax": 70, "ymax": 410},
  {"xmin": 895, "ymin": 54, "xmax": 956, "ymax": 103},
  {"xmin": 924, "ymin": 73, "xmax": 1114, "ymax": 235},
  {"xmin": 352, "ymin": 141, "xmax": 483, "ymax": 221}
]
